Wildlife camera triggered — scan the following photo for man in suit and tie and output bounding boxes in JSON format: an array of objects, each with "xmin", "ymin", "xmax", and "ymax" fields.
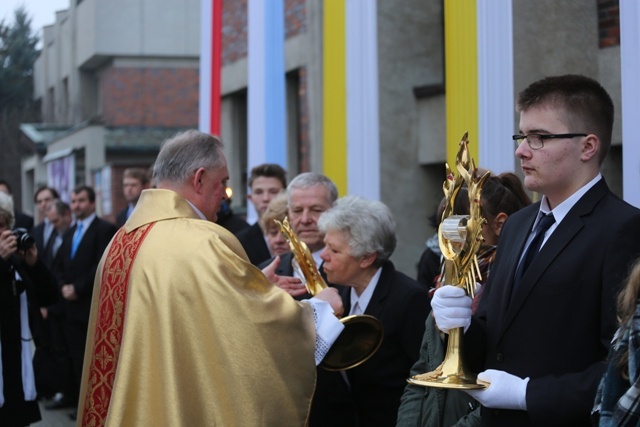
[
  {"xmin": 38, "ymin": 199, "xmax": 76, "ymax": 408},
  {"xmin": 32, "ymin": 187, "xmax": 60, "ymax": 266},
  {"xmin": 55, "ymin": 185, "xmax": 117, "ymax": 418},
  {"xmin": 431, "ymin": 74, "xmax": 640, "ymax": 426},
  {"xmin": 116, "ymin": 168, "xmax": 150, "ymax": 228},
  {"xmin": 44, "ymin": 200, "xmax": 73, "ymax": 267},
  {"xmin": 261, "ymin": 172, "xmax": 340, "ymax": 299},
  {"xmin": 236, "ymin": 164, "xmax": 287, "ymax": 265}
]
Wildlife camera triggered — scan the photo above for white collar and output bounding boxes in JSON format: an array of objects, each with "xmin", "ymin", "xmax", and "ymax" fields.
[
  {"xmin": 186, "ymin": 200, "xmax": 207, "ymax": 220},
  {"xmin": 539, "ymin": 174, "xmax": 601, "ymax": 226},
  {"xmin": 75, "ymin": 213, "xmax": 97, "ymax": 229},
  {"xmin": 349, "ymin": 267, "xmax": 383, "ymax": 315}
]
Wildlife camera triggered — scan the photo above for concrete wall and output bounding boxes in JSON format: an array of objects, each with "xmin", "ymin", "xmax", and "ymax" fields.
[
  {"xmin": 512, "ymin": 0, "xmax": 623, "ymax": 197},
  {"xmin": 377, "ymin": 0, "xmax": 445, "ymax": 275},
  {"xmin": 76, "ymin": 0, "xmax": 200, "ymax": 68}
]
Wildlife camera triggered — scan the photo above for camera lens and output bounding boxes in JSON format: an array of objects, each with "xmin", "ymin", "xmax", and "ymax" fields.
[{"xmin": 12, "ymin": 228, "xmax": 35, "ymax": 251}]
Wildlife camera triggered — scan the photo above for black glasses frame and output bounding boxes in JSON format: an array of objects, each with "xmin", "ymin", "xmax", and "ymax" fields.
[{"xmin": 512, "ymin": 133, "xmax": 587, "ymax": 150}]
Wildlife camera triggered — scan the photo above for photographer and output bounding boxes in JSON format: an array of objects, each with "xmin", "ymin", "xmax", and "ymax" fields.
[{"xmin": 0, "ymin": 191, "xmax": 57, "ymax": 425}]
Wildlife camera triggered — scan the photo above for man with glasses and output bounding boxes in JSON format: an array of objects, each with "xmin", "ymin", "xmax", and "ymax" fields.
[{"xmin": 430, "ymin": 74, "xmax": 640, "ymax": 426}]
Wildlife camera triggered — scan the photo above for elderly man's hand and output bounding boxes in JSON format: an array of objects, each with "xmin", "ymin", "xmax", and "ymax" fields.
[
  {"xmin": 314, "ymin": 287, "xmax": 344, "ymax": 318},
  {"xmin": 276, "ymin": 276, "xmax": 308, "ymax": 297},
  {"xmin": 261, "ymin": 256, "xmax": 281, "ymax": 282},
  {"xmin": 262, "ymin": 256, "xmax": 307, "ymax": 297}
]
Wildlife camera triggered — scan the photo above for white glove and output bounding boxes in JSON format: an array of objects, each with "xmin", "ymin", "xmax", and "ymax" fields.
[
  {"xmin": 466, "ymin": 369, "xmax": 529, "ymax": 410},
  {"xmin": 431, "ymin": 285, "xmax": 472, "ymax": 333}
]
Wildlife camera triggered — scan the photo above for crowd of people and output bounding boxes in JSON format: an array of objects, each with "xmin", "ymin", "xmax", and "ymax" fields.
[{"xmin": 1, "ymin": 73, "xmax": 640, "ymax": 426}]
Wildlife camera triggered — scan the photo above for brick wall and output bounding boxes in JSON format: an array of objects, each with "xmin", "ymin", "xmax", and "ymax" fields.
[
  {"xmin": 222, "ymin": 0, "xmax": 306, "ymax": 65},
  {"xmin": 222, "ymin": 0, "xmax": 247, "ymax": 64},
  {"xmin": 100, "ymin": 67, "xmax": 199, "ymax": 127},
  {"xmin": 285, "ymin": 0, "xmax": 306, "ymax": 38},
  {"xmin": 598, "ymin": 0, "xmax": 620, "ymax": 48}
]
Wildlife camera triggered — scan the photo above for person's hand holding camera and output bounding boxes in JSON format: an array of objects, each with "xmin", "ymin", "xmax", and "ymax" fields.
[
  {"xmin": 21, "ymin": 244, "xmax": 38, "ymax": 267},
  {"xmin": 0, "ymin": 229, "xmax": 18, "ymax": 260},
  {"xmin": 0, "ymin": 228, "xmax": 38, "ymax": 265}
]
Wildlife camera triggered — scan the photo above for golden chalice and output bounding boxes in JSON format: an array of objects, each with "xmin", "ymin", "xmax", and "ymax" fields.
[{"xmin": 407, "ymin": 132, "xmax": 489, "ymax": 390}]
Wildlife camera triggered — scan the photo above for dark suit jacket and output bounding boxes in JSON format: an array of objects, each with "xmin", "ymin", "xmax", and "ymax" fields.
[
  {"xmin": 343, "ymin": 261, "xmax": 430, "ymax": 426},
  {"xmin": 14, "ymin": 210, "xmax": 34, "ymax": 231},
  {"xmin": 33, "ymin": 221, "xmax": 58, "ymax": 269},
  {"xmin": 33, "ymin": 222, "xmax": 48, "ymax": 263},
  {"xmin": 465, "ymin": 179, "xmax": 640, "ymax": 426},
  {"xmin": 55, "ymin": 217, "xmax": 117, "ymax": 322},
  {"xmin": 116, "ymin": 207, "xmax": 128, "ymax": 228},
  {"xmin": 236, "ymin": 223, "xmax": 271, "ymax": 266}
]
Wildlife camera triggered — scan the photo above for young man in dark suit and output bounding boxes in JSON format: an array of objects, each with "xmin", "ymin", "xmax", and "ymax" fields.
[
  {"xmin": 32, "ymin": 186, "xmax": 60, "ymax": 264},
  {"xmin": 116, "ymin": 168, "xmax": 150, "ymax": 228},
  {"xmin": 431, "ymin": 75, "xmax": 640, "ymax": 426},
  {"xmin": 236, "ymin": 163, "xmax": 287, "ymax": 265},
  {"xmin": 38, "ymin": 199, "xmax": 76, "ymax": 408},
  {"xmin": 55, "ymin": 185, "xmax": 117, "ymax": 419}
]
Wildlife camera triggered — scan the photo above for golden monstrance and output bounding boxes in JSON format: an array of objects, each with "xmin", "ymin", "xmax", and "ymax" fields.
[
  {"xmin": 407, "ymin": 132, "xmax": 489, "ymax": 390},
  {"xmin": 275, "ymin": 217, "xmax": 384, "ymax": 371}
]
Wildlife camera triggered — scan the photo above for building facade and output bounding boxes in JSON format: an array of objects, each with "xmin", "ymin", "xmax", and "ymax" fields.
[{"xmin": 23, "ymin": 0, "xmax": 626, "ymax": 276}]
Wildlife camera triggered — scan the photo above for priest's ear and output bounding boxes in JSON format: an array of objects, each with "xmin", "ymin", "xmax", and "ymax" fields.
[{"xmin": 192, "ymin": 168, "xmax": 207, "ymax": 193}]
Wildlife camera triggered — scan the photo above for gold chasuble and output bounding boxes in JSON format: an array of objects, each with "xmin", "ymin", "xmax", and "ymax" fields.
[{"xmin": 78, "ymin": 189, "xmax": 317, "ymax": 426}]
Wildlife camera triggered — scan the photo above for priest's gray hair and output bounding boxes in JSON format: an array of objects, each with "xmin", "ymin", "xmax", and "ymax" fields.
[
  {"xmin": 318, "ymin": 195, "xmax": 396, "ymax": 267},
  {"xmin": 0, "ymin": 191, "xmax": 15, "ymax": 229},
  {"xmin": 287, "ymin": 172, "xmax": 338, "ymax": 206},
  {"xmin": 153, "ymin": 130, "xmax": 225, "ymax": 183}
]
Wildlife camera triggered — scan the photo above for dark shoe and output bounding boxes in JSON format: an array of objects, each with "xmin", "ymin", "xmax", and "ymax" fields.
[
  {"xmin": 68, "ymin": 411, "xmax": 77, "ymax": 421},
  {"xmin": 44, "ymin": 393, "xmax": 75, "ymax": 410}
]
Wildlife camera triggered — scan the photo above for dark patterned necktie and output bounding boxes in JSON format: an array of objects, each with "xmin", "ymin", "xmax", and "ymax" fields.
[
  {"xmin": 43, "ymin": 229, "xmax": 58, "ymax": 267},
  {"xmin": 514, "ymin": 213, "xmax": 556, "ymax": 283}
]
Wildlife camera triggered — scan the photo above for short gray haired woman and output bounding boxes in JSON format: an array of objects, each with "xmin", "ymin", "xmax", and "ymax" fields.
[
  {"xmin": 318, "ymin": 195, "xmax": 395, "ymax": 268},
  {"xmin": 0, "ymin": 191, "xmax": 15, "ymax": 229},
  {"xmin": 317, "ymin": 195, "xmax": 430, "ymax": 426}
]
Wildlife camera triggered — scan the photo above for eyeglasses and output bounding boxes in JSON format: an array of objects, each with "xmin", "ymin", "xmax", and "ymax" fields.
[{"xmin": 512, "ymin": 133, "xmax": 587, "ymax": 150}]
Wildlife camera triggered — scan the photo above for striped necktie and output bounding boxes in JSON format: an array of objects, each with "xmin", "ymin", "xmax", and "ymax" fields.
[{"xmin": 514, "ymin": 213, "xmax": 555, "ymax": 283}]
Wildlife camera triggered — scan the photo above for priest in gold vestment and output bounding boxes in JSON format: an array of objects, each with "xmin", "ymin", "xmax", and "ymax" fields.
[{"xmin": 77, "ymin": 130, "xmax": 344, "ymax": 426}]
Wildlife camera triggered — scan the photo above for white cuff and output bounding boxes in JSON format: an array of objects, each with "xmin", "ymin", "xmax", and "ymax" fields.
[{"xmin": 303, "ymin": 298, "xmax": 345, "ymax": 365}]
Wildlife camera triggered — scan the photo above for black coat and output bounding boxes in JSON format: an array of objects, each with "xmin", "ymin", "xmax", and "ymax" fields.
[
  {"xmin": 236, "ymin": 223, "xmax": 271, "ymax": 266},
  {"xmin": 115, "ymin": 207, "xmax": 128, "ymax": 228},
  {"xmin": 54, "ymin": 217, "xmax": 117, "ymax": 322},
  {"xmin": 13, "ymin": 210, "xmax": 34, "ymax": 232},
  {"xmin": 0, "ymin": 255, "xmax": 57, "ymax": 425},
  {"xmin": 343, "ymin": 261, "xmax": 430, "ymax": 426}
]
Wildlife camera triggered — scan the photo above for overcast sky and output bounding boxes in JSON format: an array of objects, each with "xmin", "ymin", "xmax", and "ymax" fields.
[{"xmin": 0, "ymin": 0, "xmax": 69, "ymax": 41}]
